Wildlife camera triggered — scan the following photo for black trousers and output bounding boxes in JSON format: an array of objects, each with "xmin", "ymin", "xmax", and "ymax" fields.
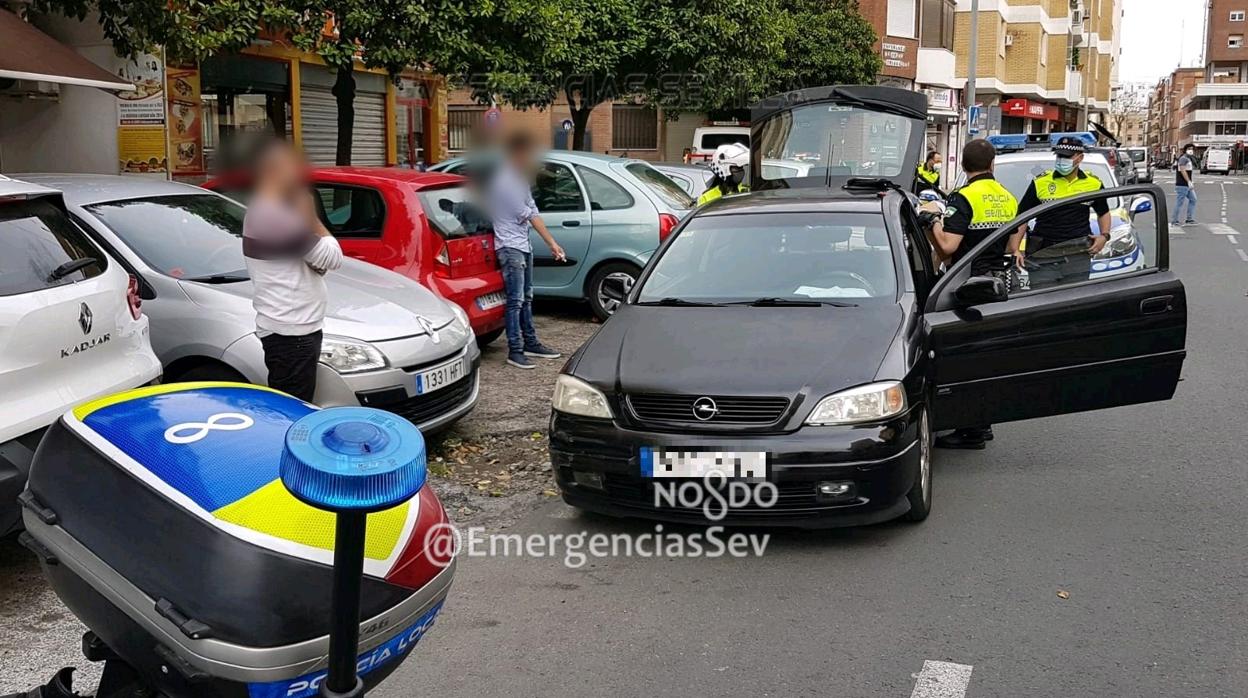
[{"xmin": 260, "ymin": 330, "xmax": 322, "ymax": 402}]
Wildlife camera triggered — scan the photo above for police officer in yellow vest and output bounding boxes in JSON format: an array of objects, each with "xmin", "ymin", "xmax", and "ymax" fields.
[
  {"xmin": 913, "ymin": 150, "xmax": 945, "ymax": 198},
  {"xmin": 697, "ymin": 142, "xmax": 750, "ymax": 206},
  {"xmin": 1017, "ymin": 136, "xmax": 1112, "ymax": 286},
  {"xmin": 924, "ymin": 138, "xmax": 1026, "ymax": 450}
]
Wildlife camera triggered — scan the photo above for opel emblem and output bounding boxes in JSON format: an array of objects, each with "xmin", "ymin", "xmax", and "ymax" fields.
[
  {"xmin": 691, "ymin": 397, "xmax": 719, "ymax": 421},
  {"xmin": 78, "ymin": 303, "xmax": 93, "ymax": 335},
  {"xmin": 416, "ymin": 316, "xmax": 441, "ymax": 344}
]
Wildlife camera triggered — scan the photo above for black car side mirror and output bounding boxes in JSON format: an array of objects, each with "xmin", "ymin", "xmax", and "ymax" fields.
[
  {"xmin": 954, "ymin": 276, "xmax": 1008, "ymax": 306},
  {"xmin": 601, "ymin": 277, "xmax": 629, "ymax": 304}
]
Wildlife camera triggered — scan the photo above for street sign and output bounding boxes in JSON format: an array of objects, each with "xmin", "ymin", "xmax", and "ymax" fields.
[{"xmin": 561, "ymin": 119, "xmax": 574, "ymax": 132}]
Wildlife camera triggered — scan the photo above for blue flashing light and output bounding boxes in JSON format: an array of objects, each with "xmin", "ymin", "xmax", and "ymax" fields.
[
  {"xmin": 280, "ymin": 407, "xmax": 427, "ymax": 513},
  {"xmin": 1048, "ymin": 131, "xmax": 1098, "ymax": 147},
  {"xmin": 986, "ymin": 134, "xmax": 1029, "ymax": 152}
]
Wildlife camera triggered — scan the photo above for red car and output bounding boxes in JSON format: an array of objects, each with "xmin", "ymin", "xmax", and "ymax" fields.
[{"xmin": 206, "ymin": 168, "xmax": 506, "ymax": 344}]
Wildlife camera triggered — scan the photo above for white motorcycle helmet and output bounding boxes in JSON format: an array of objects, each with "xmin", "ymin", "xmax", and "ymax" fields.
[{"xmin": 710, "ymin": 142, "xmax": 750, "ymax": 180}]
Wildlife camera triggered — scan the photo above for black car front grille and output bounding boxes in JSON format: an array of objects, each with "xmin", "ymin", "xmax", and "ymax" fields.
[
  {"xmin": 626, "ymin": 394, "xmax": 790, "ymax": 426},
  {"xmin": 380, "ymin": 371, "xmax": 476, "ymax": 425}
]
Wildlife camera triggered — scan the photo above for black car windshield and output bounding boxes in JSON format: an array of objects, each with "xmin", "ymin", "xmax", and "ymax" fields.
[
  {"xmin": 754, "ymin": 105, "xmax": 914, "ymax": 182},
  {"xmin": 86, "ymin": 194, "xmax": 248, "ymax": 281},
  {"xmin": 637, "ymin": 212, "xmax": 896, "ymax": 303}
]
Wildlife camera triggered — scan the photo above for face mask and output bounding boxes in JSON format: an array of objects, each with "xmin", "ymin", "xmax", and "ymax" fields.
[
  {"xmin": 932, "ymin": 162, "xmax": 943, "ymax": 172},
  {"xmin": 1054, "ymin": 158, "xmax": 1076, "ymax": 175}
]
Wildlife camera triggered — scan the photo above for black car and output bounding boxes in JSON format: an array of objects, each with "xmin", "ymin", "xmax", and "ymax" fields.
[{"xmin": 548, "ymin": 86, "xmax": 1188, "ymax": 528}]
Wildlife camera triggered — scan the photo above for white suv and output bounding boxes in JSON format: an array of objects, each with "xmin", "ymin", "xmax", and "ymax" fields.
[{"xmin": 0, "ymin": 176, "xmax": 161, "ymax": 535}]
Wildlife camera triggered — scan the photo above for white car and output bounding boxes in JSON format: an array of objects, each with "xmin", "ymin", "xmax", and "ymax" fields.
[
  {"xmin": 0, "ymin": 176, "xmax": 162, "ymax": 535},
  {"xmin": 22, "ymin": 174, "xmax": 481, "ymax": 433},
  {"xmin": 689, "ymin": 126, "xmax": 749, "ymax": 162},
  {"xmin": 1202, "ymin": 147, "xmax": 1232, "ymax": 175}
]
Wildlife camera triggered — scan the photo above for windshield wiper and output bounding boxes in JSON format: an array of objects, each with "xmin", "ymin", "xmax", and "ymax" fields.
[
  {"xmin": 844, "ymin": 177, "xmax": 902, "ymax": 192},
  {"xmin": 47, "ymin": 257, "xmax": 97, "ymax": 281},
  {"xmin": 185, "ymin": 272, "xmax": 249, "ymax": 284},
  {"xmin": 730, "ymin": 297, "xmax": 858, "ymax": 308},
  {"xmin": 635, "ymin": 297, "xmax": 721, "ymax": 307}
]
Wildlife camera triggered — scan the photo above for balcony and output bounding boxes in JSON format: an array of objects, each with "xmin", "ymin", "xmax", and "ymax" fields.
[
  {"xmin": 1189, "ymin": 109, "xmax": 1248, "ymax": 123},
  {"xmin": 916, "ymin": 48, "xmax": 957, "ymax": 88}
]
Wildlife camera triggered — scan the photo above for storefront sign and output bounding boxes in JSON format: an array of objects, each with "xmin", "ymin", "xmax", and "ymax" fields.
[
  {"xmin": 166, "ymin": 65, "xmax": 204, "ymax": 176},
  {"xmin": 1002, "ymin": 98, "xmax": 1059, "ymax": 121},
  {"xmin": 881, "ymin": 41, "xmax": 913, "ymax": 70},
  {"xmin": 113, "ymin": 52, "xmax": 167, "ymax": 175},
  {"xmin": 923, "ymin": 87, "xmax": 955, "ymax": 112}
]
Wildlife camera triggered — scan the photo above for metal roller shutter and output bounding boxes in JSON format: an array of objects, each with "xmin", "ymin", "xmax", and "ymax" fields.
[{"xmin": 300, "ymin": 66, "xmax": 387, "ymax": 166}]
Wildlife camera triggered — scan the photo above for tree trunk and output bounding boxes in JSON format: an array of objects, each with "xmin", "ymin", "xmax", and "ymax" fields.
[
  {"xmin": 570, "ymin": 107, "xmax": 592, "ymax": 151},
  {"xmin": 332, "ymin": 65, "xmax": 356, "ymax": 166}
]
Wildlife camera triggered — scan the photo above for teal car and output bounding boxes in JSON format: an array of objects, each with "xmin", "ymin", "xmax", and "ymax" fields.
[{"xmin": 432, "ymin": 152, "xmax": 694, "ymax": 319}]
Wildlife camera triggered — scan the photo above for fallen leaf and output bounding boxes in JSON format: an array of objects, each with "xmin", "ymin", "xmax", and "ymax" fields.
[
  {"xmin": 1056, "ymin": 590, "xmax": 1070, "ymax": 599},
  {"xmin": 542, "ymin": 489, "xmax": 558, "ymax": 497}
]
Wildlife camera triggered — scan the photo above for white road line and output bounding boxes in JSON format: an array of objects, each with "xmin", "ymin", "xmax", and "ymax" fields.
[
  {"xmin": 1237, "ymin": 249, "xmax": 1248, "ymax": 263},
  {"xmin": 1230, "ymin": 235, "xmax": 1240, "ymax": 244},
  {"xmin": 910, "ymin": 661, "xmax": 974, "ymax": 698},
  {"xmin": 1208, "ymin": 223, "xmax": 1239, "ymax": 235}
]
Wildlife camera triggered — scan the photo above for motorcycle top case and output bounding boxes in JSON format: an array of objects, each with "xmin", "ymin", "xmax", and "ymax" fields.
[{"xmin": 20, "ymin": 382, "xmax": 455, "ymax": 697}]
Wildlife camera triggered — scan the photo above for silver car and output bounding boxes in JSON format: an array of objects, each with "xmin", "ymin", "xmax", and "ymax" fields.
[{"xmin": 24, "ymin": 174, "xmax": 480, "ymax": 433}]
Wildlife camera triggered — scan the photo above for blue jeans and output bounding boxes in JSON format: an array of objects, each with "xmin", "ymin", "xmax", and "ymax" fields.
[
  {"xmin": 1174, "ymin": 186, "xmax": 1197, "ymax": 222},
  {"xmin": 497, "ymin": 246, "xmax": 539, "ymax": 355}
]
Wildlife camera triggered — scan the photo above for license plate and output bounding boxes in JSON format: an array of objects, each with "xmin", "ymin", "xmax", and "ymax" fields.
[
  {"xmin": 640, "ymin": 448, "xmax": 769, "ymax": 479},
  {"xmin": 415, "ymin": 357, "xmax": 468, "ymax": 395},
  {"xmin": 476, "ymin": 292, "xmax": 505, "ymax": 310}
]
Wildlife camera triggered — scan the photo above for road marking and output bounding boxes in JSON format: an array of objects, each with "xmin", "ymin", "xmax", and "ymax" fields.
[
  {"xmin": 1231, "ymin": 235, "xmax": 1240, "ymax": 245},
  {"xmin": 910, "ymin": 661, "xmax": 974, "ymax": 698},
  {"xmin": 1208, "ymin": 224, "xmax": 1239, "ymax": 235},
  {"xmin": 1237, "ymin": 249, "xmax": 1248, "ymax": 263}
]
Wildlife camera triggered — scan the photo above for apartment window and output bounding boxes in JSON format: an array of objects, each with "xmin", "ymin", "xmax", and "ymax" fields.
[
  {"xmin": 611, "ymin": 104, "xmax": 657, "ymax": 151},
  {"xmin": 1231, "ymin": 10, "xmax": 1246, "ymax": 21},
  {"xmin": 919, "ymin": 0, "xmax": 955, "ymax": 49},
  {"xmin": 887, "ymin": 0, "xmax": 918, "ymax": 39},
  {"xmin": 447, "ymin": 107, "xmax": 483, "ymax": 151},
  {"xmin": 1230, "ymin": 35, "xmax": 1244, "ymax": 49}
]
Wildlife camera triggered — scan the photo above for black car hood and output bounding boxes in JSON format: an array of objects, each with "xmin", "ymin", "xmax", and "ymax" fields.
[{"xmin": 573, "ymin": 304, "xmax": 904, "ymax": 399}]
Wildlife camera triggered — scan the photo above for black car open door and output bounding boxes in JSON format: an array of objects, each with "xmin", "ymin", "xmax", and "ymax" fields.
[{"xmin": 924, "ymin": 184, "xmax": 1187, "ymax": 431}]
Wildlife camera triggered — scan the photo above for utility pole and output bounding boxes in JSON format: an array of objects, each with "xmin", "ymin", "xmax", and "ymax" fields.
[
  {"xmin": 1080, "ymin": 1, "xmax": 1092, "ymax": 130},
  {"xmin": 965, "ymin": 0, "xmax": 980, "ymax": 140}
]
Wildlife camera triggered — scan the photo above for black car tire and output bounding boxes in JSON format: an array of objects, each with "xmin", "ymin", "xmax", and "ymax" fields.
[
  {"xmin": 901, "ymin": 408, "xmax": 932, "ymax": 523},
  {"xmin": 476, "ymin": 328, "xmax": 504, "ymax": 348},
  {"xmin": 587, "ymin": 262, "xmax": 641, "ymax": 321},
  {"xmin": 175, "ymin": 362, "xmax": 247, "ymax": 383}
]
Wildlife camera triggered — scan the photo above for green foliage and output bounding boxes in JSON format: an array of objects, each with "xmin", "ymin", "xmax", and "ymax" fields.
[{"xmin": 30, "ymin": 0, "xmax": 269, "ymax": 60}]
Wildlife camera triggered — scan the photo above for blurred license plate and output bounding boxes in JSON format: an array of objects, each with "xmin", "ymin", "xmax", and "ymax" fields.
[
  {"xmin": 641, "ymin": 448, "xmax": 769, "ymax": 479},
  {"xmin": 476, "ymin": 292, "xmax": 505, "ymax": 310},
  {"xmin": 415, "ymin": 357, "xmax": 467, "ymax": 395}
]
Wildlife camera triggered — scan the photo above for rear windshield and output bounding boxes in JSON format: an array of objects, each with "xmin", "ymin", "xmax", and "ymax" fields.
[
  {"xmin": 1128, "ymin": 149, "xmax": 1146, "ymax": 162},
  {"xmin": 85, "ymin": 194, "xmax": 248, "ymax": 281},
  {"xmin": 698, "ymin": 133, "xmax": 750, "ymax": 151},
  {"xmin": 417, "ymin": 186, "xmax": 493, "ymax": 239},
  {"xmin": 0, "ymin": 197, "xmax": 105, "ymax": 296},
  {"xmin": 625, "ymin": 163, "xmax": 695, "ymax": 209}
]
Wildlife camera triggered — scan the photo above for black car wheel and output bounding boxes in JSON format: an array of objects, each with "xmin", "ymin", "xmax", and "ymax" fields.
[
  {"xmin": 588, "ymin": 262, "xmax": 640, "ymax": 321},
  {"xmin": 476, "ymin": 328, "xmax": 504, "ymax": 348},
  {"xmin": 901, "ymin": 408, "xmax": 932, "ymax": 523}
]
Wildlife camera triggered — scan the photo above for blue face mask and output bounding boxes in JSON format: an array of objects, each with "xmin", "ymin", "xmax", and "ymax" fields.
[{"xmin": 1054, "ymin": 157, "xmax": 1076, "ymax": 175}]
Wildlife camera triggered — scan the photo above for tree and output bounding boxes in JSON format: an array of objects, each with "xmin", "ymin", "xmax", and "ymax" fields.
[
  {"xmin": 1109, "ymin": 88, "xmax": 1145, "ymax": 138},
  {"xmin": 458, "ymin": 0, "xmax": 880, "ymax": 151},
  {"xmin": 32, "ymin": 0, "xmax": 473, "ymax": 165}
]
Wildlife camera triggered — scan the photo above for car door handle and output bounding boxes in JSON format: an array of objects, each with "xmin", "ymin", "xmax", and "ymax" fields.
[
  {"xmin": 1140, "ymin": 295, "xmax": 1174, "ymax": 315},
  {"xmin": 561, "ymin": 220, "xmax": 581, "ymax": 227}
]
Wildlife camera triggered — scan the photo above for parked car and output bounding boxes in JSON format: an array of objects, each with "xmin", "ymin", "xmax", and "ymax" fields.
[
  {"xmin": 689, "ymin": 125, "xmax": 750, "ymax": 163},
  {"xmin": 977, "ymin": 141, "xmax": 1148, "ymax": 280},
  {"xmin": 1116, "ymin": 148, "xmax": 1139, "ymax": 183},
  {"xmin": 206, "ymin": 168, "xmax": 507, "ymax": 346},
  {"xmin": 548, "ymin": 86, "xmax": 1187, "ymax": 528},
  {"xmin": 1127, "ymin": 146, "xmax": 1153, "ymax": 183},
  {"xmin": 24, "ymin": 174, "xmax": 481, "ymax": 433},
  {"xmin": 432, "ymin": 152, "xmax": 695, "ymax": 319},
  {"xmin": 0, "ymin": 175, "xmax": 162, "ymax": 535},
  {"xmin": 1202, "ymin": 146, "xmax": 1232, "ymax": 175},
  {"xmin": 652, "ymin": 163, "xmax": 714, "ymax": 199}
]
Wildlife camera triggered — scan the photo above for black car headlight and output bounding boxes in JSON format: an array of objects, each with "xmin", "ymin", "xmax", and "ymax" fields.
[
  {"xmin": 552, "ymin": 375, "xmax": 613, "ymax": 419},
  {"xmin": 805, "ymin": 381, "xmax": 906, "ymax": 426}
]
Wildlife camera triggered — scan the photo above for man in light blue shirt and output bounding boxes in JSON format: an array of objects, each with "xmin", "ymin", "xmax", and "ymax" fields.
[{"xmin": 488, "ymin": 132, "xmax": 566, "ymax": 369}]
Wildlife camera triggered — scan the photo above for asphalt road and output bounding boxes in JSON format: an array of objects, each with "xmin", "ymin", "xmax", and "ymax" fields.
[{"xmin": 2, "ymin": 173, "xmax": 1246, "ymax": 697}]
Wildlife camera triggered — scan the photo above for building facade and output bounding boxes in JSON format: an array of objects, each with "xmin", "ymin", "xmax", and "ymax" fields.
[
  {"xmin": 1177, "ymin": 0, "xmax": 1248, "ymax": 150},
  {"xmin": 953, "ymin": 0, "xmax": 1120, "ymax": 137}
]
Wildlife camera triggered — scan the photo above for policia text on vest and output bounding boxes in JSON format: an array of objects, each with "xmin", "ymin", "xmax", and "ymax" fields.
[{"xmin": 938, "ymin": 172, "xmax": 1019, "ymax": 273}]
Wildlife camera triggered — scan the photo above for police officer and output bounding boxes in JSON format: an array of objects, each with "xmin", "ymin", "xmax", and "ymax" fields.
[
  {"xmin": 698, "ymin": 142, "xmax": 749, "ymax": 206},
  {"xmin": 914, "ymin": 149, "xmax": 945, "ymax": 197},
  {"xmin": 1017, "ymin": 136, "xmax": 1111, "ymax": 287},
  {"xmin": 924, "ymin": 138, "xmax": 1025, "ymax": 450}
]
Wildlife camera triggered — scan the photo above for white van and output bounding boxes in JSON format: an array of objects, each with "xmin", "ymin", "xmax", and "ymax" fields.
[
  {"xmin": 690, "ymin": 126, "xmax": 750, "ymax": 162},
  {"xmin": 1202, "ymin": 146, "xmax": 1232, "ymax": 175}
]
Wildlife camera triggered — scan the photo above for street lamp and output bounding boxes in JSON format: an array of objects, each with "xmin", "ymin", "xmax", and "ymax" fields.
[{"xmin": 964, "ymin": 0, "xmax": 980, "ymax": 140}]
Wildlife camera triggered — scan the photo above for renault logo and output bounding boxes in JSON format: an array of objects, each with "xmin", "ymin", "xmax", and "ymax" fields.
[
  {"xmin": 691, "ymin": 397, "xmax": 719, "ymax": 421},
  {"xmin": 78, "ymin": 303, "xmax": 93, "ymax": 335}
]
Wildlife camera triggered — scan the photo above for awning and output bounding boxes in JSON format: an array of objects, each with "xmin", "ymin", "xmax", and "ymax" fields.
[{"xmin": 0, "ymin": 10, "xmax": 134, "ymax": 91}]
